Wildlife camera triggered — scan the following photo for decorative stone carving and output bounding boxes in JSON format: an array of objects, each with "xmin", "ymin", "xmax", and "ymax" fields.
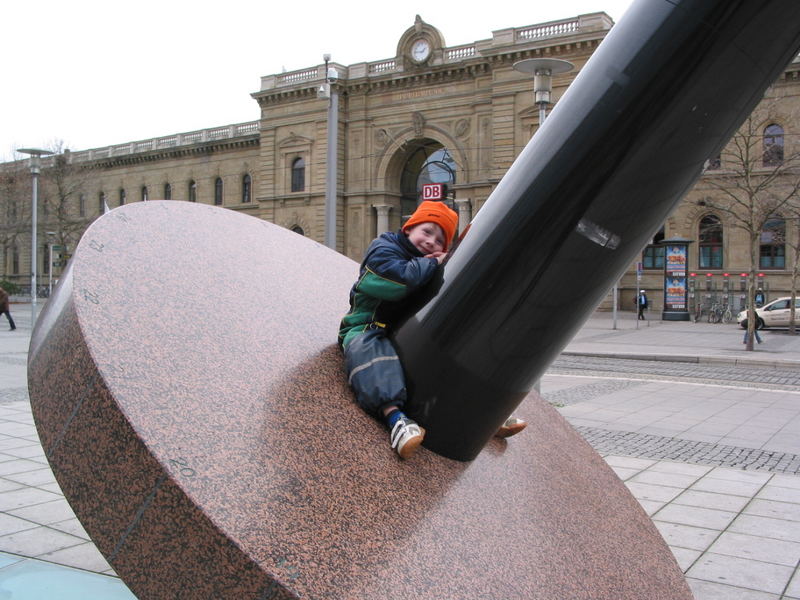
[
  {"xmin": 454, "ymin": 119, "xmax": 470, "ymax": 138},
  {"xmin": 412, "ymin": 112, "xmax": 425, "ymax": 137}
]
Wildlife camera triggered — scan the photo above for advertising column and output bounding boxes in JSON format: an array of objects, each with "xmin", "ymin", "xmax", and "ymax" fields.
[{"xmin": 661, "ymin": 237, "xmax": 693, "ymax": 321}]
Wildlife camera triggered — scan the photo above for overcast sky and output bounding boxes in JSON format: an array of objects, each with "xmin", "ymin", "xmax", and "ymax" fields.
[{"xmin": 1, "ymin": 0, "xmax": 636, "ymax": 160}]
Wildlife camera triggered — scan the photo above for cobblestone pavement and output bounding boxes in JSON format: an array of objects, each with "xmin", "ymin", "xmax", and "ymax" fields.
[{"xmin": 576, "ymin": 427, "xmax": 800, "ymax": 475}]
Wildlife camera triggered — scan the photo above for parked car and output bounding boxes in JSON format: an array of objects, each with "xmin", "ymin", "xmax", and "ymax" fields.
[{"xmin": 737, "ymin": 296, "xmax": 800, "ymax": 329}]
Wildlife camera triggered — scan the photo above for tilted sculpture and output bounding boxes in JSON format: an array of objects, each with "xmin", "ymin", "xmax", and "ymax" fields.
[{"xmin": 27, "ymin": 0, "xmax": 800, "ymax": 598}]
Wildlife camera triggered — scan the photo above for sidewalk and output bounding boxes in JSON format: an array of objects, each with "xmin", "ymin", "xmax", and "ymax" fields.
[
  {"xmin": 564, "ymin": 308, "xmax": 800, "ymax": 368},
  {"xmin": 0, "ymin": 303, "xmax": 799, "ymax": 598},
  {"xmin": 552, "ymin": 310, "xmax": 800, "ymax": 599}
]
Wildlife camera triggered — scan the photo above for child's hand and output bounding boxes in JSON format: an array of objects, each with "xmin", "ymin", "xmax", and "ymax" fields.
[{"xmin": 425, "ymin": 251, "xmax": 447, "ymax": 265}]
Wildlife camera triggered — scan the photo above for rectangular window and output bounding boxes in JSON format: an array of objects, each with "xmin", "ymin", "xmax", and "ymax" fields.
[
  {"xmin": 642, "ymin": 245, "xmax": 665, "ymax": 269},
  {"xmin": 699, "ymin": 245, "xmax": 722, "ymax": 269},
  {"xmin": 760, "ymin": 245, "xmax": 785, "ymax": 268}
]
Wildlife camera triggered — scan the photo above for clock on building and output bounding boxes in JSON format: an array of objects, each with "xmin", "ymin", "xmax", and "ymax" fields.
[{"xmin": 410, "ymin": 38, "xmax": 431, "ymax": 63}]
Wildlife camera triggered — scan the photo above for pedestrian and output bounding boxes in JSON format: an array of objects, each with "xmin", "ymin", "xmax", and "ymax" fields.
[
  {"xmin": 743, "ymin": 327, "xmax": 762, "ymax": 345},
  {"xmin": 0, "ymin": 287, "xmax": 16, "ymax": 331},
  {"xmin": 338, "ymin": 201, "xmax": 526, "ymax": 459},
  {"xmin": 754, "ymin": 288, "xmax": 766, "ymax": 307},
  {"xmin": 637, "ymin": 289, "xmax": 648, "ymax": 320}
]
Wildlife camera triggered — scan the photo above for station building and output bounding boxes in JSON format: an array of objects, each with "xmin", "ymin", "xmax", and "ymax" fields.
[{"xmin": 2, "ymin": 13, "xmax": 799, "ymax": 313}]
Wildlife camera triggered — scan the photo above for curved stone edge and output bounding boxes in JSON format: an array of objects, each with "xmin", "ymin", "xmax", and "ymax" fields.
[{"xmin": 27, "ymin": 257, "xmax": 291, "ymax": 599}]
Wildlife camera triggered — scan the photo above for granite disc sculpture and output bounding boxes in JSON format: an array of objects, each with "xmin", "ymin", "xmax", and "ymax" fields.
[{"xmin": 28, "ymin": 201, "xmax": 692, "ymax": 599}]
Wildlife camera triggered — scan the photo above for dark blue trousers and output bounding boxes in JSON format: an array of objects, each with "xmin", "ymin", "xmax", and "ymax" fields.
[{"xmin": 343, "ymin": 328, "xmax": 406, "ymax": 418}]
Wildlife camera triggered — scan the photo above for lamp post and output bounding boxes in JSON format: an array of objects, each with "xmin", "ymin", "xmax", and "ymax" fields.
[
  {"xmin": 513, "ymin": 58, "xmax": 574, "ymax": 124},
  {"xmin": 320, "ymin": 53, "xmax": 339, "ymax": 250},
  {"xmin": 46, "ymin": 231, "xmax": 56, "ymax": 297},
  {"xmin": 17, "ymin": 148, "xmax": 54, "ymax": 325}
]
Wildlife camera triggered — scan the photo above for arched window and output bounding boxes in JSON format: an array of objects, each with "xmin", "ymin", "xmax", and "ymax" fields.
[
  {"xmin": 119, "ymin": 189, "xmax": 126, "ymax": 206},
  {"xmin": 642, "ymin": 226, "xmax": 665, "ymax": 269},
  {"xmin": 763, "ymin": 124, "xmax": 784, "ymax": 167},
  {"xmin": 99, "ymin": 192, "xmax": 107, "ymax": 213},
  {"xmin": 188, "ymin": 181, "xmax": 197, "ymax": 203},
  {"xmin": 141, "ymin": 186, "xmax": 148, "ymax": 202},
  {"xmin": 242, "ymin": 174, "xmax": 252, "ymax": 203},
  {"xmin": 79, "ymin": 194, "xmax": 86, "ymax": 217},
  {"xmin": 291, "ymin": 225, "xmax": 305, "ymax": 236},
  {"xmin": 291, "ymin": 158, "xmax": 305, "ymax": 192},
  {"xmin": 12, "ymin": 246, "xmax": 19, "ymax": 275},
  {"xmin": 698, "ymin": 215, "xmax": 723, "ymax": 268},
  {"xmin": 214, "ymin": 178, "xmax": 223, "ymax": 206},
  {"xmin": 164, "ymin": 183, "xmax": 172, "ymax": 200},
  {"xmin": 760, "ymin": 217, "xmax": 785, "ymax": 268}
]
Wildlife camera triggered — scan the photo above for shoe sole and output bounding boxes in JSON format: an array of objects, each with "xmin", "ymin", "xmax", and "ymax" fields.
[
  {"xmin": 398, "ymin": 428, "xmax": 425, "ymax": 459},
  {"xmin": 495, "ymin": 422, "xmax": 527, "ymax": 438}
]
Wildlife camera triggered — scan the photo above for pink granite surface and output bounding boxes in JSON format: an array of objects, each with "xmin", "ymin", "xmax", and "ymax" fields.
[{"xmin": 28, "ymin": 201, "xmax": 692, "ymax": 599}]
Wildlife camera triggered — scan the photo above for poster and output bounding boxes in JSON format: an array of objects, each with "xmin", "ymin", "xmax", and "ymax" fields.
[{"xmin": 664, "ymin": 245, "xmax": 688, "ymax": 311}]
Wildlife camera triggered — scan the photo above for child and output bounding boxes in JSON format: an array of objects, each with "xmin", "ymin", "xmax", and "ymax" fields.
[{"xmin": 338, "ymin": 201, "xmax": 526, "ymax": 459}]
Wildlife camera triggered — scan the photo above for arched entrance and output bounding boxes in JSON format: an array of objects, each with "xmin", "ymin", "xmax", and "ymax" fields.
[{"xmin": 399, "ymin": 140, "xmax": 457, "ymax": 219}]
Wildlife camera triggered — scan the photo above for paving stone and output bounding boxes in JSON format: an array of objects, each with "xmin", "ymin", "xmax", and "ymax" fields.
[
  {"xmin": 728, "ymin": 514, "xmax": 800, "ymax": 543},
  {"xmin": 708, "ymin": 531, "xmax": 800, "ymax": 566},
  {"xmin": 687, "ymin": 578, "xmax": 780, "ymax": 599},
  {"xmin": 686, "ymin": 553, "xmax": 793, "ymax": 595},
  {"xmin": 653, "ymin": 504, "xmax": 738, "ymax": 530},
  {"xmin": 653, "ymin": 522, "xmax": 720, "ymax": 552}
]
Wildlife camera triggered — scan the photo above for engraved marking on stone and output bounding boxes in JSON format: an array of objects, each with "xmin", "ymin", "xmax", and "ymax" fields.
[
  {"xmin": 99, "ymin": 363, "xmax": 139, "ymax": 381},
  {"xmin": 46, "ymin": 375, "xmax": 97, "ymax": 460},
  {"xmin": 114, "ymin": 212, "xmax": 131, "ymax": 223},
  {"xmin": 109, "ymin": 473, "xmax": 167, "ymax": 562},
  {"xmin": 82, "ymin": 289, "xmax": 100, "ymax": 304},
  {"xmin": 575, "ymin": 218, "xmax": 620, "ymax": 249},
  {"xmin": 168, "ymin": 457, "xmax": 196, "ymax": 478},
  {"xmin": 89, "ymin": 240, "xmax": 105, "ymax": 252}
]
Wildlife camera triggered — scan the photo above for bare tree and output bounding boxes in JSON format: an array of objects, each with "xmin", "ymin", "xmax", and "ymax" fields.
[
  {"xmin": 37, "ymin": 140, "xmax": 98, "ymax": 268},
  {"xmin": 697, "ymin": 99, "xmax": 800, "ymax": 349},
  {"xmin": 0, "ymin": 141, "xmax": 97, "ymax": 289},
  {"xmin": 0, "ymin": 163, "xmax": 27, "ymax": 285}
]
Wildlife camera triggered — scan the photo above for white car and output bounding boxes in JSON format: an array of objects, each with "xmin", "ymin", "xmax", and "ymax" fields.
[{"xmin": 737, "ymin": 296, "xmax": 800, "ymax": 329}]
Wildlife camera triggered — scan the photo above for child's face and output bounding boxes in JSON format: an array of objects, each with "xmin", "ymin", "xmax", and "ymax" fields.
[{"xmin": 406, "ymin": 222, "xmax": 446, "ymax": 255}]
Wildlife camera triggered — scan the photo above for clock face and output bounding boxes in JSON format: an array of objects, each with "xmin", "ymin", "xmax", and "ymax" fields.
[{"xmin": 411, "ymin": 39, "xmax": 431, "ymax": 62}]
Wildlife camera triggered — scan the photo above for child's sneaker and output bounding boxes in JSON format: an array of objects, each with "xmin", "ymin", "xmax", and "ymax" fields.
[
  {"xmin": 495, "ymin": 416, "xmax": 527, "ymax": 438},
  {"xmin": 389, "ymin": 417, "xmax": 425, "ymax": 459}
]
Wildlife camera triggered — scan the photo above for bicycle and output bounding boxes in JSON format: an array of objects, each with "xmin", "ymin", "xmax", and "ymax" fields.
[
  {"xmin": 721, "ymin": 305, "xmax": 733, "ymax": 324},
  {"xmin": 707, "ymin": 303, "xmax": 722, "ymax": 323}
]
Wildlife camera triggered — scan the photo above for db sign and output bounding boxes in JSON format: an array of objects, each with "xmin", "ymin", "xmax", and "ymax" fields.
[{"xmin": 421, "ymin": 183, "xmax": 444, "ymax": 201}]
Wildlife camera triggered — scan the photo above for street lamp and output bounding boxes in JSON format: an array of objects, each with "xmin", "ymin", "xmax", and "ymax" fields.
[
  {"xmin": 513, "ymin": 58, "xmax": 574, "ymax": 124},
  {"xmin": 321, "ymin": 53, "xmax": 339, "ymax": 250},
  {"xmin": 17, "ymin": 147, "xmax": 54, "ymax": 326},
  {"xmin": 46, "ymin": 231, "xmax": 56, "ymax": 297}
]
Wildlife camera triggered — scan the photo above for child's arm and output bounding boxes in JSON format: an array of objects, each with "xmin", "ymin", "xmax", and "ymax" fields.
[{"xmin": 357, "ymin": 245, "xmax": 439, "ymax": 301}]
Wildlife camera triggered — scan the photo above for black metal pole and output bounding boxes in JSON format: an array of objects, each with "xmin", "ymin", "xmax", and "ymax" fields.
[{"xmin": 394, "ymin": 0, "xmax": 800, "ymax": 461}]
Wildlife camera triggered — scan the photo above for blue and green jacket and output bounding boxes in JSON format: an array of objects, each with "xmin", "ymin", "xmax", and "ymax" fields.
[{"xmin": 338, "ymin": 230, "xmax": 439, "ymax": 349}]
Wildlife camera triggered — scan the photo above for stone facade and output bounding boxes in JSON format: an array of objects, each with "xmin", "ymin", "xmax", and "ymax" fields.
[{"xmin": 2, "ymin": 13, "xmax": 799, "ymax": 313}]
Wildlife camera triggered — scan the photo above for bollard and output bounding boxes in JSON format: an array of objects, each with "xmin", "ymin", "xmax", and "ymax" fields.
[{"xmin": 395, "ymin": 0, "xmax": 800, "ymax": 461}]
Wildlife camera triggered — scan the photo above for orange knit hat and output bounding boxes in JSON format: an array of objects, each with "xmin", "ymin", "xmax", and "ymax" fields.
[{"xmin": 402, "ymin": 200, "xmax": 459, "ymax": 250}]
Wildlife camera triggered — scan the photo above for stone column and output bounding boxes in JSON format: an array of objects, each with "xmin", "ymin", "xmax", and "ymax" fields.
[
  {"xmin": 454, "ymin": 199, "xmax": 472, "ymax": 235},
  {"xmin": 373, "ymin": 204, "xmax": 392, "ymax": 236}
]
